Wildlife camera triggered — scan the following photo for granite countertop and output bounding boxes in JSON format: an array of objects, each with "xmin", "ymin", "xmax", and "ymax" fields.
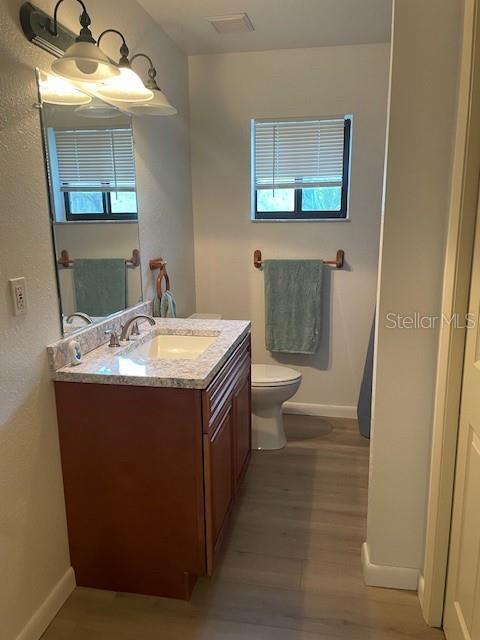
[{"xmin": 52, "ymin": 318, "xmax": 251, "ymax": 389}]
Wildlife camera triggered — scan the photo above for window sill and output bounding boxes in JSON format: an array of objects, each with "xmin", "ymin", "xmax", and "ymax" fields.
[
  {"xmin": 250, "ymin": 216, "xmax": 351, "ymax": 223},
  {"xmin": 53, "ymin": 220, "xmax": 139, "ymax": 226}
]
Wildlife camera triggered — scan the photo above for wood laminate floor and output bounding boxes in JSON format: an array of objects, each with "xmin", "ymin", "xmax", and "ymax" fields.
[{"xmin": 42, "ymin": 415, "xmax": 444, "ymax": 640}]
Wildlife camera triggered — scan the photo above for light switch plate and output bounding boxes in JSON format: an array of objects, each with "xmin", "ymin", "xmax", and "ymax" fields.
[{"xmin": 9, "ymin": 277, "xmax": 27, "ymax": 315}]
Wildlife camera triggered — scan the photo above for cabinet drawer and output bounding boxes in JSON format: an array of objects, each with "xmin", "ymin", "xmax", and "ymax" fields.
[{"xmin": 202, "ymin": 335, "xmax": 250, "ymax": 433}]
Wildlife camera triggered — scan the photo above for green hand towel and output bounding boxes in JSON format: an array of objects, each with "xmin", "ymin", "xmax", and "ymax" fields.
[
  {"xmin": 264, "ymin": 259, "xmax": 324, "ymax": 354},
  {"xmin": 153, "ymin": 291, "xmax": 177, "ymax": 317},
  {"xmin": 74, "ymin": 258, "xmax": 126, "ymax": 317},
  {"xmin": 160, "ymin": 290, "xmax": 177, "ymax": 318}
]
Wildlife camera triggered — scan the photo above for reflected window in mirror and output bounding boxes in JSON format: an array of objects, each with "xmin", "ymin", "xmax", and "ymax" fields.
[{"xmin": 48, "ymin": 127, "xmax": 138, "ymax": 222}]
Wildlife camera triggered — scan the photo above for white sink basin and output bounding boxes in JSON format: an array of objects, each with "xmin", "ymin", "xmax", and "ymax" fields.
[{"xmin": 131, "ymin": 334, "xmax": 215, "ymax": 360}]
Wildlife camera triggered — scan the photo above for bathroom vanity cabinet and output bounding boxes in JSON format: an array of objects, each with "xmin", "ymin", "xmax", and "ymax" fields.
[{"xmin": 54, "ymin": 334, "xmax": 251, "ymax": 600}]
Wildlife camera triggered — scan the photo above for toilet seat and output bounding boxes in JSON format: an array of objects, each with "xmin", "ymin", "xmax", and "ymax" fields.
[{"xmin": 251, "ymin": 364, "xmax": 302, "ymax": 388}]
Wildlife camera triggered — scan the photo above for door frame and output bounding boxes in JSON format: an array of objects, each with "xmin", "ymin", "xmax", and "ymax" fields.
[{"xmin": 422, "ymin": 0, "xmax": 480, "ymax": 626}]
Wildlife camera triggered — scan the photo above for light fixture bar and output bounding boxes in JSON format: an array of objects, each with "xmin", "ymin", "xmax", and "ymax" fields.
[
  {"xmin": 97, "ymin": 29, "xmax": 130, "ymax": 66},
  {"xmin": 130, "ymin": 53, "xmax": 157, "ymax": 89},
  {"xmin": 20, "ymin": 2, "xmax": 76, "ymax": 58},
  {"xmin": 21, "ymin": 1, "xmax": 120, "ymax": 82}
]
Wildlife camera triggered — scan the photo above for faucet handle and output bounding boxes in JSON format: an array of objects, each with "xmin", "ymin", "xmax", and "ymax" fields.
[{"xmin": 104, "ymin": 330, "xmax": 120, "ymax": 348}]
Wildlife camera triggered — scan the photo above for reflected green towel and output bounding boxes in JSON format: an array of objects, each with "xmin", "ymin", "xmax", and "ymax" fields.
[
  {"xmin": 74, "ymin": 258, "xmax": 126, "ymax": 317},
  {"xmin": 264, "ymin": 259, "xmax": 324, "ymax": 354}
]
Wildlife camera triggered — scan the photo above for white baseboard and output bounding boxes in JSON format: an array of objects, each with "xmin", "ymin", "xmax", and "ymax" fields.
[
  {"xmin": 361, "ymin": 543, "xmax": 419, "ymax": 590},
  {"xmin": 283, "ymin": 402, "xmax": 357, "ymax": 420},
  {"xmin": 417, "ymin": 573, "xmax": 425, "ymax": 607},
  {"xmin": 16, "ymin": 567, "xmax": 75, "ymax": 640}
]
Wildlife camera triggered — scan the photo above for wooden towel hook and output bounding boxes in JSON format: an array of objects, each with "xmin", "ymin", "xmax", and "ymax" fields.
[
  {"xmin": 149, "ymin": 257, "xmax": 171, "ymax": 300},
  {"xmin": 127, "ymin": 249, "xmax": 141, "ymax": 268},
  {"xmin": 57, "ymin": 249, "xmax": 74, "ymax": 268}
]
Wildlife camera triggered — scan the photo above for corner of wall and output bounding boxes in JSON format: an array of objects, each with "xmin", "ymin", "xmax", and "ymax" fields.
[
  {"xmin": 361, "ymin": 542, "xmax": 419, "ymax": 591},
  {"xmin": 15, "ymin": 568, "xmax": 75, "ymax": 640}
]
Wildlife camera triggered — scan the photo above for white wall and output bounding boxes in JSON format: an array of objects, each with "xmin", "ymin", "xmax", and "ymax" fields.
[
  {"xmin": 0, "ymin": 1, "xmax": 194, "ymax": 638},
  {"xmin": 189, "ymin": 44, "xmax": 390, "ymax": 411},
  {"xmin": 365, "ymin": 0, "xmax": 463, "ymax": 587}
]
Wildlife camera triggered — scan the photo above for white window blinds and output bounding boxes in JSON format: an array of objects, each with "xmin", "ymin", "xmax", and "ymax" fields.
[
  {"xmin": 254, "ymin": 117, "xmax": 348, "ymax": 190},
  {"xmin": 54, "ymin": 128, "xmax": 136, "ymax": 192}
]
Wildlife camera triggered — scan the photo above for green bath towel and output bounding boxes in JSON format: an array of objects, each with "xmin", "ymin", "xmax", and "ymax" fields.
[
  {"xmin": 74, "ymin": 258, "xmax": 127, "ymax": 317},
  {"xmin": 264, "ymin": 259, "xmax": 324, "ymax": 354}
]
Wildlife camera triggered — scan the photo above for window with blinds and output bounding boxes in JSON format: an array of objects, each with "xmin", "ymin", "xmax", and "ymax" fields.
[
  {"xmin": 53, "ymin": 127, "xmax": 138, "ymax": 221},
  {"xmin": 252, "ymin": 116, "xmax": 351, "ymax": 220}
]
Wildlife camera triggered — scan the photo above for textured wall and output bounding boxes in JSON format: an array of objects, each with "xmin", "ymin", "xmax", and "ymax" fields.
[
  {"xmin": 189, "ymin": 44, "xmax": 390, "ymax": 410},
  {"xmin": 366, "ymin": 0, "xmax": 462, "ymax": 577},
  {"xmin": 0, "ymin": 1, "xmax": 194, "ymax": 638}
]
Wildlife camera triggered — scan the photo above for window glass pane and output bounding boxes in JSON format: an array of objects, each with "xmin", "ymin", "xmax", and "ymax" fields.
[
  {"xmin": 110, "ymin": 191, "xmax": 138, "ymax": 214},
  {"xmin": 257, "ymin": 189, "xmax": 295, "ymax": 213},
  {"xmin": 302, "ymin": 187, "xmax": 342, "ymax": 212},
  {"xmin": 68, "ymin": 192, "xmax": 104, "ymax": 214}
]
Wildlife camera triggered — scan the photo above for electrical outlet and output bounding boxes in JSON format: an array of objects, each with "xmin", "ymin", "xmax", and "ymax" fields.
[{"xmin": 9, "ymin": 277, "xmax": 27, "ymax": 316}]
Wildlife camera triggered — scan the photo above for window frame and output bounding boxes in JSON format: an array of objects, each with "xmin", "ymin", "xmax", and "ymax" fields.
[
  {"xmin": 64, "ymin": 191, "xmax": 138, "ymax": 222},
  {"xmin": 252, "ymin": 117, "xmax": 352, "ymax": 222}
]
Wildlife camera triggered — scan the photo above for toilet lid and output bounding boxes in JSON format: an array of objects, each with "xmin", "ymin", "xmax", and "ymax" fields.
[{"xmin": 251, "ymin": 364, "xmax": 302, "ymax": 387}]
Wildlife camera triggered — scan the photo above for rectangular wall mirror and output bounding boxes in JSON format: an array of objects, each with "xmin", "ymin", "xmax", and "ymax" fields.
[{"xmin": 36, "ymin": 69, "xmax": 143, "ymax": 336}]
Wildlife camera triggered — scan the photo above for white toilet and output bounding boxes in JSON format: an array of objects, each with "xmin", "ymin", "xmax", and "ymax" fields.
[{"xmin": 251, "ymin": 364, "xmax": 302, "ymax": 450}]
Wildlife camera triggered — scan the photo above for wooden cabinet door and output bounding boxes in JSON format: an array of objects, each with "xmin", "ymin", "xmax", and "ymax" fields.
[
  {"xmin": 233, "ymin": 373, "xmax": 251, "ymax": 492},
  {"xmin": 204, "ymin": 407, "xmax": 234, "ymax": 575}
]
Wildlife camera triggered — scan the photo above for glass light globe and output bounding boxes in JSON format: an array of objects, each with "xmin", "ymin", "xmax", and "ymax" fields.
[
  {"xmin": 75, "ymin": 101, "xmax": 123, "ymax": 119},
  {"xmin": 39, "ymin": 74, "xmax": 91, "ymax": 106},
  {"xmin": 52, "ymin": 41, "xmax": 120, "ymax": 83},
  {"xmin": 126, "ymin": 88, "xmax": 177, "ymax": 116},
  {"xmin": 95, "ymin": 67, "xmax": 153, "ymax": 103}
]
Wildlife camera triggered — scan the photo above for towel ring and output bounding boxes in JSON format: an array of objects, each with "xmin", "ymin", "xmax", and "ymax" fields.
[{"xmin": 149, "ymin": 257, "xmax": 170, "ymax": 300}]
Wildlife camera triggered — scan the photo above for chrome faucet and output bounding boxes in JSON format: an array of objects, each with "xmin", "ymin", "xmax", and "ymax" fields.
[
  {"xmin": 120, "ymin": 314, "xmax": 156, "ymax": 341},
  {"xmin": 66, "ymin": 312, "xmax": 93, "ymax": 325}
]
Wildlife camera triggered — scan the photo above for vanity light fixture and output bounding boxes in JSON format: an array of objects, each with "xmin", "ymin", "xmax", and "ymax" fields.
[
  {"xmin": 93, "ymin": 30, "xmax": 153, "ymax": 103},
  {"xmin": 75, "ymin": 99, "xmax": 122, "ymax": 119},
  {"xmin": 20, "ymin": 1, "xmax": 120, "ymax": 82},
  {"xmin": 125, "ymin": 54, "xmax": 177, "ymax": 116},
  {"xmin": 39, "ymin": 71, "xmax": 92, "ymax": 105}
]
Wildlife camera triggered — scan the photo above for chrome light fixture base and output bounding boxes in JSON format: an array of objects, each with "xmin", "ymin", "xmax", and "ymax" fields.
[
  {"xmin": 20, "ymin": 1, "xmax": 119, "ymax": 82},
  {"xmin": 20, "ymin": 2, "xmax": 76, "ymax": 58}
]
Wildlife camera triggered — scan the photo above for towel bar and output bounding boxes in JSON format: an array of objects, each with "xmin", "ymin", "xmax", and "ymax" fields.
[
  {"xmin": 57, "ymin": 249, "xmax": 140, "ymax": 268},
  {"xmin": 253, "ymin": 249, "xmax": 345, "ymax": 269}
]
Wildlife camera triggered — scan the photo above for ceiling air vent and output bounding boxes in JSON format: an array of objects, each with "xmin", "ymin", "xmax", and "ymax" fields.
[{"xmin": 207, "ymin": 13, "xmax": 255, "ymax": 35}]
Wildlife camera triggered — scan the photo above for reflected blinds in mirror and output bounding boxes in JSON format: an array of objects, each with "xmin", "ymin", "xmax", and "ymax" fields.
[
  {"xmin": 54, "ymin": 128, "xmax": 136, "ymax": 192},
  {"xmin": 254, "ymin": 117, "xmax": 347, "ymax": 190}
]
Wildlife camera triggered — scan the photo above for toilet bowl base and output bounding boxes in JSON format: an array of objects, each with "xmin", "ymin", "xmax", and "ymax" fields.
[
  {"xmin": 251, "ymin": 366, "xmax": 302, "ymax": 452},
  {"xmin": 252, "ymin": 407, "xmax": 287, "ymax": 450}
]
